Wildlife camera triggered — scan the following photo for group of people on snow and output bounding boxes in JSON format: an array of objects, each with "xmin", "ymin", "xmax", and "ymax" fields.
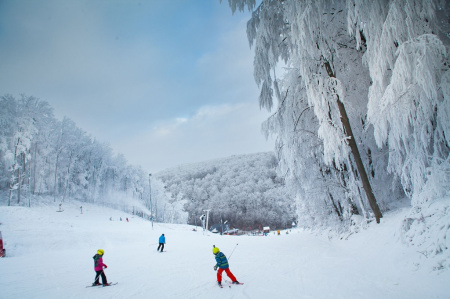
[{"xmin": 92, "ymin": 234, "xmax": 240, "ymax": 287}]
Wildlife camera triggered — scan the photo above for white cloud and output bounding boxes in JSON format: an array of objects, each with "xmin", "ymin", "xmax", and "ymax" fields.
[
  {"xmin": 113, "ymin": 102, "xmax": 273, "ymax": 172},
  {"xmin": 193, "ymin": 104, "xmax": 243, "ymax": 121},
  {"xmin": 154, "ymin": 118, "xmax": 188, "ymax": 136}
]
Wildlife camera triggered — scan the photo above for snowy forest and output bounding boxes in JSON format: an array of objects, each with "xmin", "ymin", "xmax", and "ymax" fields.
[
  {"xmin": 0, "ymin": 94, "xmax": 151, "ymax": 213},
  {"xmin": 0, "ymin": 95, "xmax": 295, "ymax": 229},
  {"xmin": 155, "ymin": 152, "xmax": 296, "ymax": 230}
]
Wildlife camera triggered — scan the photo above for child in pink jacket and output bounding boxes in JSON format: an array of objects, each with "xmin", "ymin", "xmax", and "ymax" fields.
[{"xmin": 92, "ymin": 249, "xmax": 109, "ymax": 286}]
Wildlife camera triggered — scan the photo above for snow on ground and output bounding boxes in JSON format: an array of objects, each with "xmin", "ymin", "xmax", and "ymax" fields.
[{"xmin": 0, "ymin": 198, "xmax": 449, "ymax": 299}]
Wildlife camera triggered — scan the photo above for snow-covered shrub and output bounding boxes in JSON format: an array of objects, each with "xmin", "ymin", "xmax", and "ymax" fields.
[{"xmin": 401, "ymin": 197, "xmax": 450, "ymax": 271}]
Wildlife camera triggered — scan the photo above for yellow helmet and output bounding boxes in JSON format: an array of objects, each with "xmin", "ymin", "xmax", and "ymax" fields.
[
  {"xmin": 212, "ymin": 247, "xmax": 220, "ymax": 255},
  {"xmin": 97, "ymin": 249, "xmax": 104, "ymax": 255}
]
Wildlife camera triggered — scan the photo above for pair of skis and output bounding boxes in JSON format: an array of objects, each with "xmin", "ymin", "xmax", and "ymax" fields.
[
  {"xmin": 218, "ymin": 281, "xmax": 244, "ymax": 288},
  {"xmin": 86, "ymin": 282, "xmax": 118, "ymax": 288}
]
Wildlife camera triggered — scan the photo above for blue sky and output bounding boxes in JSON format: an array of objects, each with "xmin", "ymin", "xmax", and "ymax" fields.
[{"xmin": 0, "ymin": 0, "xmax": 272, "ymax": 172}]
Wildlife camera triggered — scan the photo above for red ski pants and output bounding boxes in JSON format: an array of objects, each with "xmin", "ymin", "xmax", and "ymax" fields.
[{"xmin": 217, "ymin": 267, "xmax": 236, "ymax": 282}]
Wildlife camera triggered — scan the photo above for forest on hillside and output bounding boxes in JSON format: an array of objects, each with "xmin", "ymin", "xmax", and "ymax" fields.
[
  {"xmin": 155, "ymin": 152, "xmax": 296, "ymax": 230},
  {"xmin": 0, "ymin": 94, "xmax": 150, "ymax": 214},
  {"xmin": 0, "ymin": 95, "xmax": 294, "ymax": 228}
]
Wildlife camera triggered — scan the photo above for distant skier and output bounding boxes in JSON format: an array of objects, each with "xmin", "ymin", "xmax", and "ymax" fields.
[
  {"xmin": 157, "ymin": 234, "xmax": 165, "ymax": 252},
  {"xmin": 212, "ymin": 246, "xmax": 240, "ymax": 286},
  {"xmin": 92, "ymin": 249, "xmax": 109, "ymax": 286}
]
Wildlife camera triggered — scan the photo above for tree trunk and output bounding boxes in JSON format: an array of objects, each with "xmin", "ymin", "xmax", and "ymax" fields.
[
  {"xmin": 28, "ymin": 163, "xmax": 32, "ymax": 207},
  {"xmin": 17, "ymin": 162, "xmax": 21, "ymax": 204},
  {"xmin": 347, "ymin": 154, "xmax": 368, "ymax": 219},
  {"xmin": 54, "ymin": 150, "xmax": 60, "ymax": 202},
  {"xmin": 324, "ymin": 60, "xmax": 383, "ymax": 223},
  {"xmin": 328, "ymin": 192, "xmax": 343, "ymax": 221},
  {"xmin": 335, "ymin": 98, "xmax": 382, "ymax": 223},
  {"xmin": 32, "ymin": 143, "xmax": 38, "ymax": 195},
  {"xmin": 63, "ymin": 152, "xmax": 74, "ymax": 202},
  {"xmin": 8, "ymin": 187, "xmax": 12, "ymax": 206},
  {"xmin": 10, "ymin": 138, "xmax": 19, "ymax": 206}
]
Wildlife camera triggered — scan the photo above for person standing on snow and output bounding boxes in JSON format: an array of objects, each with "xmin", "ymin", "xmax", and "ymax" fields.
[
  {"xmin": 92, "ymin": 249, "xmax": 109, "ymax": 286},
  {"xmin": 212, "ymin": 246, "xmax": 240, "ymax": 286},
  {"xmin": 157, "ymin": 234, "xmax": 165, "ymax": 252}
]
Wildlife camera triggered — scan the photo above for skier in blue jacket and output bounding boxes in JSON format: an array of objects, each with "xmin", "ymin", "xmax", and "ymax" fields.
[
  {"xmin": 157, "ymin": 234, "xmax": 165, "ymax": 252},
  {"xmin": 213, "ymin": 246, "xmax": 240, "ymax": 286}
]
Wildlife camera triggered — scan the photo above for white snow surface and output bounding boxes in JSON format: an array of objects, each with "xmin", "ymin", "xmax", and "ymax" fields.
[{"xmin": 0, "ymin": 199, "xmax": 449, "ymax": 299}]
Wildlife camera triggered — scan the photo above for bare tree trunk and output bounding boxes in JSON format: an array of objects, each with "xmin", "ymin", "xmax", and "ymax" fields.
[
  {"xmin": 8, "ymin": 187, "xmax": 12, "ymax": 206},
  {"xmin": 63, "ymin": 151, "xmax": 74, "ymax": 202},
  {"xmin": 28, "ymin": 162, "xmax": 32, "ymax": 207},
  {"xmin": 347, "ymin": 155, "xmax": 368, "ymax": 219},
  {"xmin": 163, "ymin": 203, "xmax": 166, "ymax": 223},
  {"xmin": 17, "ymin": 161, "xmax": 21, "ymax": 204},
  {"xmin": 328, "ymin": 192, "xmax": 343, "ymax": 221},
  {"xmin": 324, "ymin": 60, "xmax": 382, "ymax": 223},
  {"xmin": 32, "ymin": 142, "xmax": 38, "ymax": 195},
  {"xmin": 10, "ymin": 138, "xmax": 19, "ymax": 206},
  {"xmin": 54, "ymin": 150, "xmax": 61, "ymax": 202},
  {"xmin": 335, "ymin": 99, "xmax": 382, "ymax": 223}
]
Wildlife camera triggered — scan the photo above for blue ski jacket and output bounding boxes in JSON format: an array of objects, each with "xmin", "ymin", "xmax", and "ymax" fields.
[
  {"xmin": 215, "ymin": 252, "xmax": 229, "ymax": 269},
  {"xmin": 159, "ymin": 235, "xmax": 165, "ymax": 243}
]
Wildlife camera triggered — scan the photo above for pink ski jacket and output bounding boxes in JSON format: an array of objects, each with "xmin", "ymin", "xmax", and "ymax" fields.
[{"xmin": 93, "ymin": 254, "xmax": 105, "ymax": 271}]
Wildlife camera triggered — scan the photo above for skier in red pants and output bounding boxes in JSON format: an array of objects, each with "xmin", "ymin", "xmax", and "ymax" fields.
[{"xmin": 213, "ymin": 246, "xmax": 240, "ymax": 286}]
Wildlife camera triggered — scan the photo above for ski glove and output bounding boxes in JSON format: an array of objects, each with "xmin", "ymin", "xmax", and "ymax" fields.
[
  {"xmin": 214, "ymin": 265, "xmax": 217, "ymax": 271},
  {"xmin": 104, "ymin": 265, "xmax": 108, "ymax": 269}
]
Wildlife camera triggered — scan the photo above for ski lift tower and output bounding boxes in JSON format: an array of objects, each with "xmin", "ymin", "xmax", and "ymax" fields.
[
  {"xmin": 203, "ymin": 209, "xmax": 211, "ymax": 233},
  {"xmin": 200, "ymin": 214, "xmax": 206, "ymax": 231}
]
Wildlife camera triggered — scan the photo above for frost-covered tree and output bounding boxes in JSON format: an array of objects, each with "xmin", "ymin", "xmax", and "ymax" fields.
[
  {"xmin": 27, "ymin": 100, "xmax": 54, "ymax": 198},
  {"xmin": 227, "ymin": 0, "xmax": 385, "ymax": 224},
  {"xmin": 347, "ymin": 0, "xmax": 449, "ymax": 204},
  {"xmin": 0, "ymin": 96, "xmax": 17, "ymax": 198},
  {"xmin": 0, "ymin": 95, "xmax": 40, "ymax": 205},
  {"xmin": 0, "ymin": 94, "xmax": 151, "ymax": 218},
  {"xmin": 225, "ymin": 0, "xmax": 449, "ymax": 227}
]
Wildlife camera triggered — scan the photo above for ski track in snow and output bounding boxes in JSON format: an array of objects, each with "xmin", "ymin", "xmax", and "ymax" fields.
[{"xmin": 0, "ymin": 199, "xmax": 449, "ymax": 299}]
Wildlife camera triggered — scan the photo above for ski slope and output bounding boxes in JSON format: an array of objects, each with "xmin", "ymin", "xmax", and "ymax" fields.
[{"xmin": 0, "ymin": 199, "xmax": 449, "ymax": 299}]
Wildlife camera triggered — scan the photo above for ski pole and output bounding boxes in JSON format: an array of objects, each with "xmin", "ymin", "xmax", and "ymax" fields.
[
  {"xmin": 228, "ymin": 243, "xmax": 238, "ymax": 261},
  {"xmin": 94, "ymin": 270, "xmax": 104, "ymax": 284}
]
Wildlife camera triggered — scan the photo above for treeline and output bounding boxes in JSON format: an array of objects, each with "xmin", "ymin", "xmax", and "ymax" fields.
[
  {"xmin": 0, "ymin": 94, "xmax": 149, "ymax": 214},
  {"xmin": 155, "ymin": 152, "xmax": 296, "ymax": 230}
]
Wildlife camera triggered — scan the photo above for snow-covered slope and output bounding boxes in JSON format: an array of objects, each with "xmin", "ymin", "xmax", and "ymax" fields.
[{"xmin": 0, "ymin": 199, "xmax": 448, "ymax": 299}]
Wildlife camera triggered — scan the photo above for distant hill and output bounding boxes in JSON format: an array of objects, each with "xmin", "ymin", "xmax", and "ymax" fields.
[{"xmin": 155, "ymin": 152, "xmax": 296, "ymax": 230}]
